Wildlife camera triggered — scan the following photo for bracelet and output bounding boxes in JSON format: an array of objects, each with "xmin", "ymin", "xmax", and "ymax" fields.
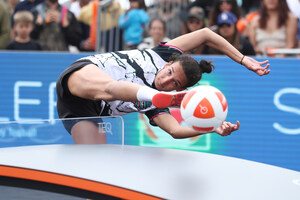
[{"xmin": 240, "ymin": 55, "xmax": 245, "ymax": 65}]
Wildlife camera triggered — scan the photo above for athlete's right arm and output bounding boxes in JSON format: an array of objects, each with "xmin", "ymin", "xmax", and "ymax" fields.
[
  {"xmin": 153, "ymin": 113, "xmax": 240, "ymax": 138},
  {"xmin": 68, "ymin": 64, "xmax": 142, "ymax": 101}
]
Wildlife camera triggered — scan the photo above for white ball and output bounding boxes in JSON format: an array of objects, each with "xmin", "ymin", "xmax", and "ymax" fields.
[{"xmin": 180, "ymin": 85, "xmax": 228, "ymax": 133}]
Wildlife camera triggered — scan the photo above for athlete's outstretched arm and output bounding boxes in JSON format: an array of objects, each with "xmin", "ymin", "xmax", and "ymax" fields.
[
  {"xmin": 166, "ymin": 28, "xmax": 270, "ymax": 76},
  {"xmin": 153, "ymin": 113, "xmax": 239, "ymax": 138}
]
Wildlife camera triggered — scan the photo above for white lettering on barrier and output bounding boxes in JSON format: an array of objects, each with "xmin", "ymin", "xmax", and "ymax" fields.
[
  {"xmin": 98, "ymin": 122, "xmax": 112, "ymax": 135},
  {"xmin": 49, "ymin": 82, "xmax": 57, "ymax": 124},
  {"xmin": 0, "ymin": 81, "xmax": 60, "ymax": 142},
  {"xmin": 273, "ymin": 87, "xmax": 300, "ymax": 135},
  {"xmin": 0, "ymin": 127, "xmax": 37, "ymax": 139},
  {"xmin": 14, "ymin": 81, "xmax": 43, "ymax": 123},
  {"xmin": 12, "ymin": 81, "xmax": 57, "ymax": 124},
  {"xmin": 0, "ymin": 117, "xmax": 9, "ymax": 122}
]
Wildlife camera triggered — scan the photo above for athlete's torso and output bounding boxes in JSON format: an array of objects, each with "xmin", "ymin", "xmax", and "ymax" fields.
[{"xmin": 77, "ymin": 49, "xmax": 168, "ymax": 115}]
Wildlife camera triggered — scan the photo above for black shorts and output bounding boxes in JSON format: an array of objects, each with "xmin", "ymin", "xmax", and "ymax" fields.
[{"xmin": 56, "ymin": 60, "xmax": 109, "ymax": 134}]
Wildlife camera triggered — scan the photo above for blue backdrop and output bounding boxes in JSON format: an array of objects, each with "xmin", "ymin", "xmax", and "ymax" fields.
[{"xmin": 0, "ymin": 51, "xmax": 299, "ymax": 172}]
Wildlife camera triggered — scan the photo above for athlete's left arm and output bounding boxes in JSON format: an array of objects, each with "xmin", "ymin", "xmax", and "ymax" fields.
[
  {"xmin": 166, "ymin": 28, "xmax": 270, "ymax": 76},
  {"xmin": 153, "ymin": 113, "xmax": 239, "ymax": 138}
]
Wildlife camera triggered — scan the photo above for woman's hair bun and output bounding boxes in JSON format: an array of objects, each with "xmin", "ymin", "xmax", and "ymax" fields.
[{"xmin": 199, "ymin": 59, "xmax": 215, "ymax": 74}]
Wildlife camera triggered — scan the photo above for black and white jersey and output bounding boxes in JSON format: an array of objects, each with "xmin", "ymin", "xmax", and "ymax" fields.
[
  {"xmin": 56, "ymin": 43, "xmax": 183, "ymax": 127},
  {"xmin": 77, "ymin": 43, "xmax": 183, "ymax": 116}
]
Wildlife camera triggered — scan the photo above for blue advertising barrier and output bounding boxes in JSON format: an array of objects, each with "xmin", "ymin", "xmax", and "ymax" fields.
[{"xmin": 0, "ymin": 51, "xmax": 299, "ymax": 172}]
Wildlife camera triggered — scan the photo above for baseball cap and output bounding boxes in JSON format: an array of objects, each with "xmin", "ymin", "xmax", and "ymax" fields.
[
  {"xmin": 188, "ymin": 7, "xmax": 205, "ymax": 21},
  {"xmin": 217, "ymin": 12, "xmax": 237, "ymax": 25}
]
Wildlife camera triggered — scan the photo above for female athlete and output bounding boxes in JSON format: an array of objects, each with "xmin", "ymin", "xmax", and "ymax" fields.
[{"xmin": 56, "ymin": 28, "xmax": 270, "ymax": 144}]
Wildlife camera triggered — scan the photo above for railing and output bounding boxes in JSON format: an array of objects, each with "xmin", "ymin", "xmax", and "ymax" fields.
[
  {"xmin": 96, "ymin": 0, "xmax": 123, "ymax": 52},
  {"xmin": 265, "ymin": 48, "xmax": 300, "ymax": 57},
  {"xmin": 95, "ymin": 0, "xmax": 191, "ymax": 53}
]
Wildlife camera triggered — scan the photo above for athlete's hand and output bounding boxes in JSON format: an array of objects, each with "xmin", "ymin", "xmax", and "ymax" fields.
[
  {"xmin": 242, "ymin": 56, "xmax": 270, "ymax": 76},
  {"xmin": 215, "ymin": 121, "xmax": 240, "ymax": 136}
]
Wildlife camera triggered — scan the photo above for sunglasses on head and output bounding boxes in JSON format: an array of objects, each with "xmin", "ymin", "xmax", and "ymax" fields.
[{"xmin": 188, "ymin": 18, "xmax": 200, "ymax": 24}]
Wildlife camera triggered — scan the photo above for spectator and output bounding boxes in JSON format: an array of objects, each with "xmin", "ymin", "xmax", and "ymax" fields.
[
  {"xmin": 12, "ymin": 0, "xmax": 44, "ymax": 40},
  {"xmin": 0, "ymin": 0, "xmax": 11, "ymax": 49},
  {"xmin": 6, "ymin": 11, "xmax": 42, "ymax": 50},
  {"xmin": 138, "ymin": 18, "xmax": 170, "ymax": 50},
  {"xmin": 208, "ymin": 0, "xmax": 241, "ymax": 29},
  {"xmin": 119, "ymin": 0, "xmax": 149, "ymax": 50},
  {"xmin": 77, "ymin": 0, "xmax": 123, "ymax": 52},
  {"xmin": 31, "ymin": 0, "xmax": 83, "ymax": 51},
  {"xmin": 147, "ymin": 0, "xmax": 185, "ymax": 39},
  {"xmin": 248, "ymin": 0, "xmax": 297, "ymax": 56},
  {"xmin": 204, "ymin": 12, "xmax": 255, "ymax": 56},
  {"xmin": 183, "ymin": 6, "xmax": 206, "ymax": 54},
  {"xmin": 187, "ymin": 0, "xmax": 214, "ymax": 17}
]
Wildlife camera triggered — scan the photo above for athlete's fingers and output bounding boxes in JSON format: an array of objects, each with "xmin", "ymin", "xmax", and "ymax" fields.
[
  {"xmin": 264, "ymin": 69, "xmax": 271, "ymax": 75},
  {"xmin": 263, "ymin": 64, "xmax": 270, "ymax": 72},
  {"xmin": 224, "ymin": 122, "xmax": 230, "ymax": 128},
  {"xmin": 235, "ymin": 121, "xmax": 240, "ymax": 130},
  {"xmin": 263, "ymin": 64, "xmax": 270, "ymax": 70},
  {"xmin": 227, "ymin": 121, "xmax": 239, "ymax": 131},
  {"xmin": 262, "ymin": 65, "xmax": 271, "ymax": 75},
  {"xmin": 259, "ymin": 60, "xmax": 269, "ymax": 66},
  {"xmin": 222, "ymin": 124, "xmax": 227, "ymax": 130}
]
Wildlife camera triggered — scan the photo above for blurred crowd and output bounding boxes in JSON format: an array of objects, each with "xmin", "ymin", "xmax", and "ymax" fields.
[{"xmin": 0, "ymin": 0, "xmax": 299, "ymax": 57}]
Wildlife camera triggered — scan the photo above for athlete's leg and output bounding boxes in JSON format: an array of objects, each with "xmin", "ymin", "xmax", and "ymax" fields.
[
  {"xmin": 68, "ymin": 63, "xmax": 185, "ymax": 108},
  {"xmin": 68, "ymin": 64, "xmax": 158, "ymax": 102},
  {"xmin": 71, "ymin": 120, "xmax": 107, "ymax": 144}
]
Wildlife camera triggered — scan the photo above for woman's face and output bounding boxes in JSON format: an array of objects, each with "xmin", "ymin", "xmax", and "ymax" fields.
[
  {"xmin": 219, "ymin": 23, "xmax": 235, "ymax": 38},
  {"xmin": 263, "ymin": 0, "xmax": 279, "ymax": 11},
  {"xmin": 130, "ymin": 1, "xmax": 139, "ymax": 9},
  {"xmin": 149, "ymin": 20, "xmax": 165, "ymax": 42},
  {"xmin": 154, "ymin": 62, "xmax": 188, "ymax": 91},
  {"xmin": 219, "ymin": 0, "xmax": 233, "ymax": 12},
  {"xmin": 187, "ymin": 17, "xmax": 204, "ymax": 32}
]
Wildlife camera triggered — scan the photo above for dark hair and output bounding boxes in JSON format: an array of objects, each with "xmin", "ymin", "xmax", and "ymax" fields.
[
  {"xmin": 174, "ymin": 55, "xmax": 214, "ymax": 88},
  {"xmin": 149, "ymin": 18, "xmax": 166, "ymax": 32},
  {"xmin": 217, "ymin": 21, "xmax": 240, "ymax": 50},
  {"xmin": 259, "ymin": 0, "xmax": 289, "ymax": 29},
  {"xmin": 130, "ymin": 0, "xmax": 147, "ymax": 10},
  {"xmin": 208, "ymin": 0, "xmax": 241, "ymax": 27}
]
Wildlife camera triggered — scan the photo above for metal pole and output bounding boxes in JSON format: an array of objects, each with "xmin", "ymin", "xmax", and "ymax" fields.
[
  {"xmin": 108, "ymin": 4, "xmax": 115, "ymax": 52},
  {"xmin": 95, "ymin": 0, "xmax": 113, "ymax": 52},
  {"xmin": 115, "ymin": 5, "xmax": 121, "ymax": 51}
]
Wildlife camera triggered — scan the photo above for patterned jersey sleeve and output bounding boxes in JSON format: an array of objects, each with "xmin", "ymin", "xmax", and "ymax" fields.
[
  {"xmin": 151, "ymin": 42, "xmax": 184, "ymax": 62},
  {"xmin": 145, "ymin": 107, "xmax": 170, "ymax": 126}
]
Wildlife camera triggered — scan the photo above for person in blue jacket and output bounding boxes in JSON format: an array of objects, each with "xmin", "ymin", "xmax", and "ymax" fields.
[{"xmin": 119, "ymin": 0, "xmax": 149, "ymax": 49}]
